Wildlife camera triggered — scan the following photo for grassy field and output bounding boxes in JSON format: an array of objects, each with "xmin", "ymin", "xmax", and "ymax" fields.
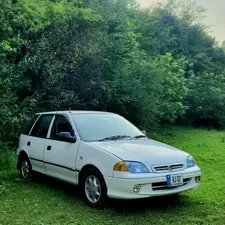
[{"xmin": 0, "ymin": 126, "xmax": 225, "ymax": 225}]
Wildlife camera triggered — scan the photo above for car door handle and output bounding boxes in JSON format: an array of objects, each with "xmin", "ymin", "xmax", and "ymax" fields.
[
  {"xmin": 27, "ymin": 141, "xmax": 31, "ymax": 146},
  {"xmin": 47, "ymin": 145, "xmax": 51, "ymax": 151}
]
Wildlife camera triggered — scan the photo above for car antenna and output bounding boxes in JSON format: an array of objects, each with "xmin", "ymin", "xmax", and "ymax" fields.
[{"xmin": 68, "ymin": 106, "xmax": 72, "ymax": 113}]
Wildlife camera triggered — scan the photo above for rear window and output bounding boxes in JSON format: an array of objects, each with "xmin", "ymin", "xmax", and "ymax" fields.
[
  {"xmin": 30, "ymin": 114, "xmax": 54, "ymax": 138},
  {"xmin": 22, "ymin": 115, "xmax": 39, "ymax": 135}
]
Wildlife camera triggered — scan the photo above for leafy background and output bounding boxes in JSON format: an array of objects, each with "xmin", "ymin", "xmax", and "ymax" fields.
[{"xmin": 1, "ymin": 0, "xmax": 225, "ymax": 148}]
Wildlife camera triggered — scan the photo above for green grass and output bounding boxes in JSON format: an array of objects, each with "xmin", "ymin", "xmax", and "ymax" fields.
[{"xmin": 0, "ymin": 126, "xmax": 225, "ymax": 225}]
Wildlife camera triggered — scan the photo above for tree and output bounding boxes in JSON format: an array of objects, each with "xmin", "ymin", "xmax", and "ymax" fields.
[
  {"xmin": 1, "ymin": 0, "xmax": 225, "ymax": 144},
  {"xmin": 222, "ymin": 40, "xmax": 225, "ymax": 49},
  {"xmin": 185, "ymin": 73, "xmax": 225, "ymax": 128}
]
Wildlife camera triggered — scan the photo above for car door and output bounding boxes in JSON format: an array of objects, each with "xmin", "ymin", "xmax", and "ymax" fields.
[
  {"xmin": 28, "ymin": 114, "xmax": 54, "ymax": 174},
  {"xmin": 44, "ymin": 114, "xmax": 80, "ymax": 184}
]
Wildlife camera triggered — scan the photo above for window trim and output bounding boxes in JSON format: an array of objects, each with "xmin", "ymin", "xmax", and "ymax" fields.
[
  {"xmin": 26, "ymin": 114, "xmax": 41, "ymax": 136},
  {"xmin": 21, "ymin": 114, "xmax": 40, "ymax": 136},
  {"xmin": 47, "ymin": 114, "xmax": 56, "ymax": 139},
  {"xmin": 29, "ymin": 114, "xmax": 54, "ymax": 139}
]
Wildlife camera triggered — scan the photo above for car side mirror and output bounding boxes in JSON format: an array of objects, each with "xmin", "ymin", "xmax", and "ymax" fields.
[
  {"xmin": 142, "ymin": 130, "xmax": 147, "ymax": 136},
  {"xmin": 58, "ymin": 132, "xmax": 76, "ymax": 143}
]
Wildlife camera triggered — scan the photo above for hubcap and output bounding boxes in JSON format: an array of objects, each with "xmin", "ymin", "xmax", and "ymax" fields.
[
  {"xmin": 85, "ymin": 175, "xmax": 101, "ymax": 204},
  {"xmin": 21, "ymin": 160, "xmax": 30, "ymax": 179}
]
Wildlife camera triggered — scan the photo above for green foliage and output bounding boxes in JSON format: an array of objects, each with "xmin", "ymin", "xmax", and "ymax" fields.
[
  {"xmin": 223, "ymin": 41, "xmax": 225, "ymax": 49},
  {"xmin": 1, "ymin": 0, "xmax": 225, "ymax": 144},
  {"xmin": 185, "ymin": 73, "xmax": 225, "ymax": 128},
  {"xmin": 0, "ymin": 142, "xmax": 16, "ymax": 171}
]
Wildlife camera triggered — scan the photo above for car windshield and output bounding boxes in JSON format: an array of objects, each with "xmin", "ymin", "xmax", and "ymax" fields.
[{"xmin": 71, "ymin": 113, "xmax": 143, "ymax": 142}]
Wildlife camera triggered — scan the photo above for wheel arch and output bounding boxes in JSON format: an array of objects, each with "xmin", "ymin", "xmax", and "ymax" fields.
[
  {"xmin": 17, "ymin": 150, "xmax": 29, "ymax": 170},
  {"xmin": 78, "ymin": 164, "xmax": 106, "ymax": 187}
]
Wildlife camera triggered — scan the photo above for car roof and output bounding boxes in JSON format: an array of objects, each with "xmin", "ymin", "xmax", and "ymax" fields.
[{"xmin": 36, "ymin": 110, "xmax": 116, "ymax": 115}]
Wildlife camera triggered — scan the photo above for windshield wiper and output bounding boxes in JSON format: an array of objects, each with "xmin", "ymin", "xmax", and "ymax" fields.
[
  {"xmin": 130, "ymin": 135, "xmax": 147, "ymax": 140},
  {"xmin": 99, "ymin": 135, "xmax": 131, "ymax": 142}
]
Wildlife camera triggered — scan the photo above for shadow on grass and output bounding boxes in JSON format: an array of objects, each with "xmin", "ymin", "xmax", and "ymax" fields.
[
  {"xmin": 109, "ymin": 195, "xmax": 189, "ymax": 212},
  {"xmin": 32, "ymin": 172, "xmax": 83, "ymax": 199},
  {"xmin": 27, "ymin": 172, "xmax": 191, "ymax": 212}
]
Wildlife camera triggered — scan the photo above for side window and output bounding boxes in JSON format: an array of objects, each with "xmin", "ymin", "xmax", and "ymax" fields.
[
  {"xmin": 51, "ymin": 115, "xmax": 74, "ymax": 140},
  {"xmin": 22, "ymin": 115, "xmax": 39, "ymax": 135},
  {"xmin": 30, "ymin": 114, "xmax": 54, "ymax": 138}
]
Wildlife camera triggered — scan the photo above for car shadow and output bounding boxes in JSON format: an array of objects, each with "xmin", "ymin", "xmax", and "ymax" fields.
[
  {"xmin": 107, "ymin": 194, "xmax": 190, "ymax": 212},
  {"xmin": 28, "ymin": 172, "xmax": 191, "ymax": 212},
  {"xmin": 31, "ymin": 172, "xmax": 82, "ymax": 198}
]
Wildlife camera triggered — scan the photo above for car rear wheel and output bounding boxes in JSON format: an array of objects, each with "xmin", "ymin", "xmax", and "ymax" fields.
[
  {"xmin": 82, "ymin": 168, "xmax": 107, "ymax": 209},
  {"xmin": 21, "ymin": 158, "xmax": 32, "ymax": 180}
]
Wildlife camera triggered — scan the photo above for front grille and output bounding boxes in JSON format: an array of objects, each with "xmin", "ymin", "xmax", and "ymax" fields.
[
  {"xmin": 153, "ymin": 164, "xmax": 184, "ymax": 173},
  {"xmin": 152, "ymin": 178, "xmax": 190, "ymax": 190}
]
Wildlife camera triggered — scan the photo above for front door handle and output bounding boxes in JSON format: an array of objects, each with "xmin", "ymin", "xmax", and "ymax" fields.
[
  {"xmin": 47, "ymin": 145, "xmax": 51, "ymax": 151},
  {"xmin": 27, "ymin": 141, "xmax": 31, "ymax": 146}
]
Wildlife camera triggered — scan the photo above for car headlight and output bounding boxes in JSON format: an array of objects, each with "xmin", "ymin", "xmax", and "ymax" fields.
[
  {"xmin": 187, "ymin": 155, "xmax": 197, "ymax": 168},
  {"xmin": 113, "ymin": 161, "xmax": 149, "ymax": 173},
  {"xmin": 126, "ymin": 161, "xmax": 149, "ymax": 173}
]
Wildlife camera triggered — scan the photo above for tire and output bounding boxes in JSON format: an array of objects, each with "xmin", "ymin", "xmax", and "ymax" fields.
[
  {"xmin": 81, "ymin": 168, "xmax": 108, "ymax": 209},
  {"xmin": 20, "ymin": 157, "xmax": 33, "ymax": 180}
]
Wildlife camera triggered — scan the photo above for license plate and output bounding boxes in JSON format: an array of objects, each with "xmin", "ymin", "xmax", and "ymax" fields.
[{"xmin": 166, "ymin": 174, "xmax": 183, "ymax": 187}]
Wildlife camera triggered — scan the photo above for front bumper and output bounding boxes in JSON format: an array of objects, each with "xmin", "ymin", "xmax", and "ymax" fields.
[{"xmin": 104, "ymin": 167, "xmax": 201, "ymax": 199}]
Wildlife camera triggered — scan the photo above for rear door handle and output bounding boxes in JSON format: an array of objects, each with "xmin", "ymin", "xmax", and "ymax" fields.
[
  {"xmin": 47, "ymin": 145, "xmax": 51, "ymax": 151},
  {"xmin": 27, "ymin": 141, "xmax": 31, "ymax": 146}
]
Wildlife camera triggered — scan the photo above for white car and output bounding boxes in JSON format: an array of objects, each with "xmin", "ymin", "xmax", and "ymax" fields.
[{"xmin": 17, "ymin": 111, "xmax": 201, "ymax": 208}]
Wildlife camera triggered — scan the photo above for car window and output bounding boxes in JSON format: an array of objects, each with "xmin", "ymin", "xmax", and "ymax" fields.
[
  {"xmin": 72, "ymin": 114, "xmax": 142, "ymax": 141},
  {"xmin": 30, "ymin": 114, "xmax": 54, "ymax": 138},
  {"xmin": 22, "ymin": 115, "xmax": 39, "ymax": 135},
  {"xmin": 50, "ymin": 115, "xmax": 74, "ymax": 140}
]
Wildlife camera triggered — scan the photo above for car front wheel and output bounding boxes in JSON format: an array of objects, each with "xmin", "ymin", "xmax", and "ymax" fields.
[{"xmin": 82, "ymin": 168, "xmax": 107, "ymax": 209}]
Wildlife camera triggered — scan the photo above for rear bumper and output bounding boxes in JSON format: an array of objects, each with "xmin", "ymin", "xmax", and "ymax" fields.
[{"xmin": 104, "ymin": 168, "xmax": 201, "ymax": 199}]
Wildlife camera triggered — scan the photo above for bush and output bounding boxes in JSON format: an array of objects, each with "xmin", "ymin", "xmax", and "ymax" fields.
[{"xmin": 0, "ymin": 142, "xmax": 17, "ymax": 171}]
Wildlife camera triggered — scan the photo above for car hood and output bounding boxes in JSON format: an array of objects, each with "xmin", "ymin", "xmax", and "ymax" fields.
[{"xmin": 90, "ymin": 139, "xmax": 189, "ymax": 167}]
